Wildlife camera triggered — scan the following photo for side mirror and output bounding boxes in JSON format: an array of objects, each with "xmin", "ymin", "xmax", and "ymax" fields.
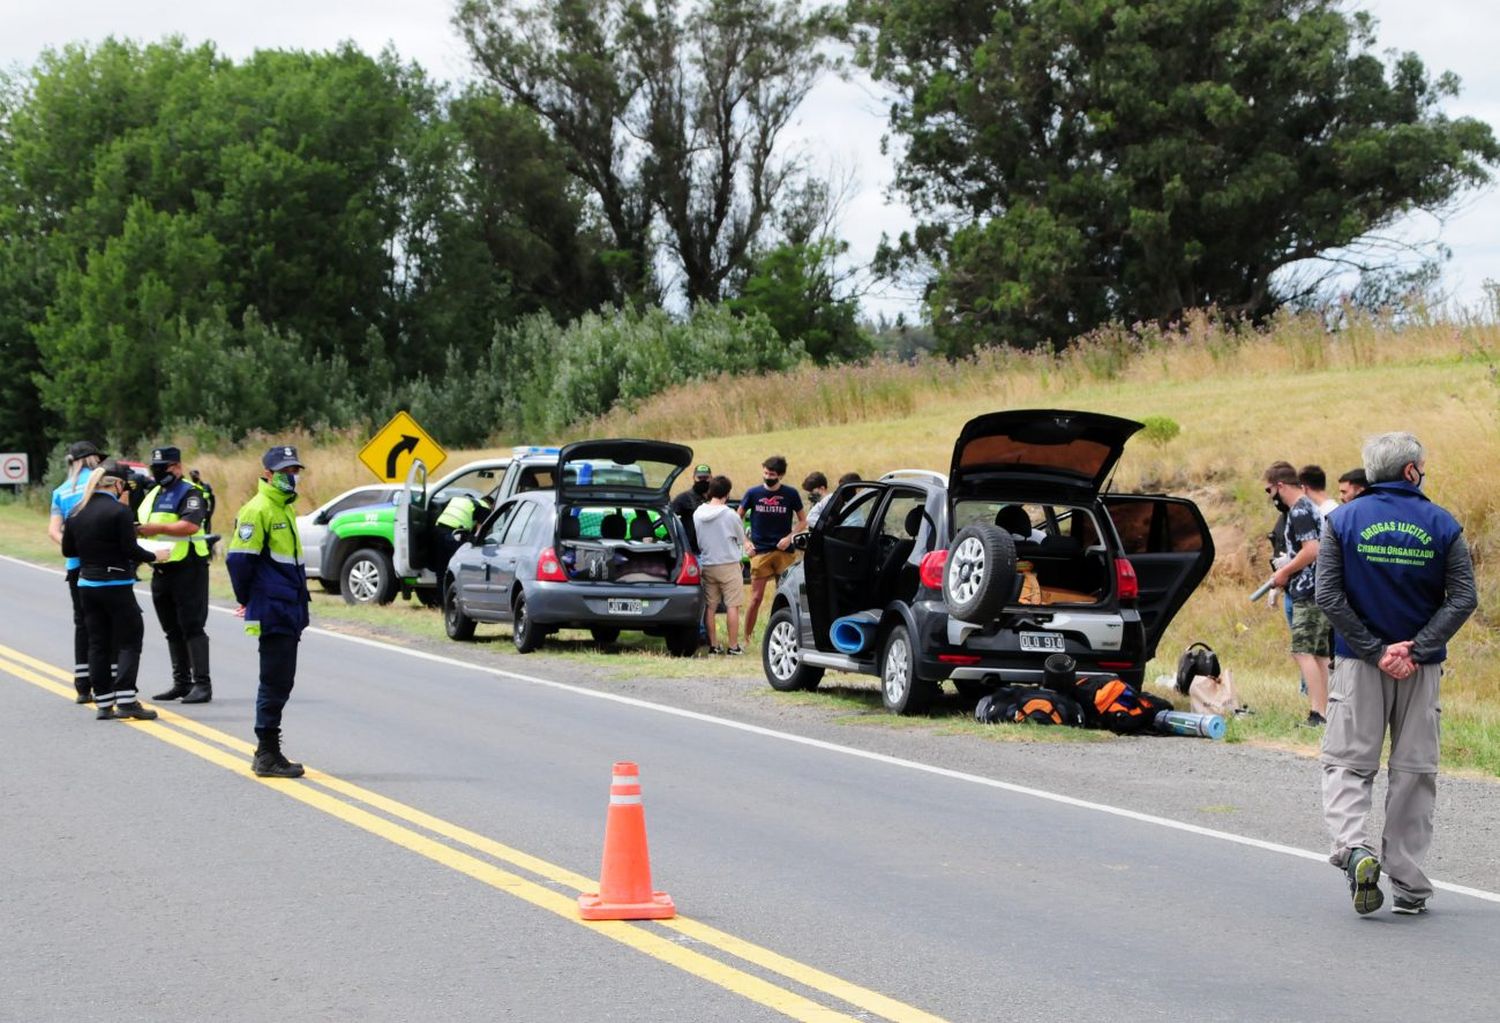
[
  {"xmin": 793, "ymin": 531, "xmax": 810, "ymax": 551},
  {"xmin": 314, "ymin": 510, "xmax": 331, "ymax": 525}
]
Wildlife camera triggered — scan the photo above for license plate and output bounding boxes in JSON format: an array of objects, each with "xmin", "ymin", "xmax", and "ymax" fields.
[
  {"xmin": 1020, "ymin": 631, "xmax": 1064, "ymax": 652},
  {"xmin": 608, "ymin": 598, "xmax": 646, "ymax": 615}
]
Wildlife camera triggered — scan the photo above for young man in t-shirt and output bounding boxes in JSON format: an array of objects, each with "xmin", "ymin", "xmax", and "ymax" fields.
[
  {"xmin": 1265, "ymin": 461, "xmax": 1330, "ymax": 726},
  {"xmin": 739, "ymin": 455, "xmax": 806, "ymax": 643},
  {"xmin": 693, "ymin": 476, "xmax": 755, "ymax": 654}
]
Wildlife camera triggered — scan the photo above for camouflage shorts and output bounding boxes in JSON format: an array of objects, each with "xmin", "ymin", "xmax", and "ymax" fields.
[{"xmin": 1289, "ymin": 600, "xmax": 1332, "ymax": 657}]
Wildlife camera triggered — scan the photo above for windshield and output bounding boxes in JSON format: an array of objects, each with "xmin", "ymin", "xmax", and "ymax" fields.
[{"xmin": 560, "ymin": 458, "xmax": 659, "ymax": 490}]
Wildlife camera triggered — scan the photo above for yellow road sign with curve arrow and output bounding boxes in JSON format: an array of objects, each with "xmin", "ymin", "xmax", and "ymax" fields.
[{"xmin": 359, "ymin": 411, "xmax": 446, "ymax": 483}]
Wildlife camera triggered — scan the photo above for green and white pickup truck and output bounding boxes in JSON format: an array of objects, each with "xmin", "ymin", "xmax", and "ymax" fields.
[{"xmin": 322, "ymin": 446, "xmax": 560, "ymax": 606}]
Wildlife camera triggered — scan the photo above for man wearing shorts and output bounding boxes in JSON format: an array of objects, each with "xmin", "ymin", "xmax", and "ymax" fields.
[
  {"xmin": 739, "ymin": 455, "xmax": 806, "ymax": 643},
  {"xmin": 693, "ymin": 476, "xmax": 755, "ymax": 654},
  {"xmin": 1265, "ymin": 461, "xmax": 1331, "ymax": 726}
]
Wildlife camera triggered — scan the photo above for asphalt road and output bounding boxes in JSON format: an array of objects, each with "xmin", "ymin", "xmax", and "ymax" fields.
[{"xmin": 3, "ymin": 553, "xmax": 1498, "ymax": 1023}]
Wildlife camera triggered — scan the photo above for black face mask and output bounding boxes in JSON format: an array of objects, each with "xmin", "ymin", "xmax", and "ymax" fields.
[
  {"xmin": 153, "ymin": 466, "xmax": 177, "ymax": 486},
  {"xmin": 692, "ymin": 479, "xmax": 711, "ymax": 496},
  {"xmin": 1272, "ymin": 495, "xmax": 1289, "ymax": 514}
]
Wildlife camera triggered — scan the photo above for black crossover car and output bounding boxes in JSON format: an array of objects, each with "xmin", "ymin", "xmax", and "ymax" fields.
[
  {"xmin": 443, "ymin": 440, "xmax": 706, "ymax": 656},
  {"xmin": 762, "ymin": 410, "xmax": 1215, "ymax": 712}
]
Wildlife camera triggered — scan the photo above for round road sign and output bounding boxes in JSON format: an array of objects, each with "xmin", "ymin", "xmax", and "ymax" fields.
[{"xmin": 1, "ymin": 454, "xmax": 29, "ymax": 483}]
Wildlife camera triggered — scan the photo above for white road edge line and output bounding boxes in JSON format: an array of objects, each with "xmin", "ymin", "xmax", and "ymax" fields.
[{"xmin": 5, "ymin": 552, "xmax": 1497, "ymax": 905}]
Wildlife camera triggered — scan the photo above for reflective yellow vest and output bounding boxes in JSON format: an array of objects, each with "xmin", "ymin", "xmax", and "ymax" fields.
[{"xmin": 138, "ymin": 480, "xmax": 210, "ymax": 561}]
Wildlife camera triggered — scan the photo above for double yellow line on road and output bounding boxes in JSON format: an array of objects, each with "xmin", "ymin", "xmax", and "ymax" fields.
[{"xmin": 0, "ymin": 641, "xmax": 946, "ymax": 1023}]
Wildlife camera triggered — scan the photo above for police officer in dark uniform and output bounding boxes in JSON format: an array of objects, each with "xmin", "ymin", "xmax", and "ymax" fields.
[
  {"xmin": 136, "ymin": 446, "xmax": 213, "ymax": 704},
  {"xmin": 189, "ymin": 468, "xmax": 216, "ymax": 533}
]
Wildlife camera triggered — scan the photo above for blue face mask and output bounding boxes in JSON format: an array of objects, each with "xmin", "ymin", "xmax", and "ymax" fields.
[{"xmin": 271, "ymin": 471, "xmax": 298, "ymax": 495}]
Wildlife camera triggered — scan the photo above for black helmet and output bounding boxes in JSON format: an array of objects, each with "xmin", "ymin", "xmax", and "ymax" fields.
[
  {"xmin": 1042, "ymin": 652, "xmax": 1077, "ymax": 691},
  {"xmin": 1175, "ymin": 642, "xmax": 1221, "ymax": 694}
]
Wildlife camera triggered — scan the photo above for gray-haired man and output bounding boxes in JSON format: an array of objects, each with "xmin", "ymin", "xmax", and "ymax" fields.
[{"xmin": 1315, "ymin": 432, "xmax": 1477, "ymax": 916}]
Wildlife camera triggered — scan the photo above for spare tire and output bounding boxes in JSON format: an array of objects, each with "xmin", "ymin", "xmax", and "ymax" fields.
[{"xmin": 942, "ymin": 523, "xmax": 1017, "ymax": 622}]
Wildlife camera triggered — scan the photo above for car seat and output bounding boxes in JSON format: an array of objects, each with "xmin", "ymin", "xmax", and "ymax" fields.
[
  {"xmin": 874, "ymin": 505, "xmax": 924, "ymax": 603},
  {"xmin": 628, "ymin": 512, "xmax": 656, "ymax": 541},
  {"xmin": 995, "ymin": 505, "xmax": 1033, "ymax": 539},
  {"xmin": 600, "ymin": 512, "xmax": 627, "ymax": 540},
  {"xmin": 560, "ymin": 514, "xmax": 581, "ymax": 541}
]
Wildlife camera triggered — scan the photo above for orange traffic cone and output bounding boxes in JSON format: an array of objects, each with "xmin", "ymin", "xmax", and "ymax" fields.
[{"xmin": 577, "ymin": 761, "xmax": 676, "ymax": 920}]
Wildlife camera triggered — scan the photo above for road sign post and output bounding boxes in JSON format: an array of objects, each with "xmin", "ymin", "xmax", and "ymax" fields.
[
  {"xmin": 0, "ymin": 453, "xmax": 30, "ymax": 488},
  {"xmin": 358, "ymin": 412, "xmax": 446, "ymax": 483}
]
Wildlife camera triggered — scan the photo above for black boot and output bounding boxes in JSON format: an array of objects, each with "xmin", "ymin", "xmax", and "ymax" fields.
[
  {"xmin": 75, "ymin": 687, "xmax": 94, "ymax": 705},
  {"xmin": 182, "ymin": 683, "xmax": 212, "ymax": 704},
  {"xmin": 153, "ymin": 684, "xmax": 192, "ymax": 701},
  {"xmin": 114, "ymin": 701, "xmax": 158, "ymax": 721},
  {"xmin": 252, "ymin": 728, "xmax": 304, "ymax": 778},
  {"xmin": 96, "ymin": 704, "xmax": 116, "ymax": 720}
]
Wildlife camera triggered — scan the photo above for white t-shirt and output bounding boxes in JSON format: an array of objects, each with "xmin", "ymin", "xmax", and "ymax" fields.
[
  {"xmin": 692, "ymin": 502, "xmax": 749, "ymax": 566},
  {"xmin": 1317, "ymin": 498, "xmax": 1339, "ymax": 517}
]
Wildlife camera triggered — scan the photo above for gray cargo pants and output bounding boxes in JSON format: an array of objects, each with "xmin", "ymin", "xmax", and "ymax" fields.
[{"xmin": 1320, "ymin": 658, "xmax": 1441, "ymax": 901}]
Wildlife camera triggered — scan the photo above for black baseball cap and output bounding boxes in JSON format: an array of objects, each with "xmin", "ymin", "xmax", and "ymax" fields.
[
  {"xmin": 694, "ymin": 463, "xmax": 712, "ymax": 478},
  {"xmin": 150, "ymin": 446, "xmax": 182, "ymax": 467},
  {"xmin": 97, "ymin": 459, "xmax": 133, "ymax": 482},
  {"xmin": 262, "ymin": 445, "xmax": 303, "ymax": 471},
  {"xmin": 66, "ymin": 440, "xmax": 105, "ymax": 462}
]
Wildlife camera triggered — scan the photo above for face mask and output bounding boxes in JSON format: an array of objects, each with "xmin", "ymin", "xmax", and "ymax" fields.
[
  {"xmin": 271, "ymin": 471, "xmax": 298, "ymax": 495},
  {"xmin": 153, "ymin": 466, "xmax": 177, "ymax": 486},
  {"xmin": 1272, "ymin": 495, "xmax": 1289, "ymax": 514},
  {"xmin": 692, "ymin": 479, "xmax": 710, "ymax": 496}
]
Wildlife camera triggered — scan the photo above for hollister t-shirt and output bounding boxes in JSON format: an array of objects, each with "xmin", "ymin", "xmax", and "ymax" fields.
[{"xmin": 739, "ymin": 484, "xmax": 804, "ymax": 553}]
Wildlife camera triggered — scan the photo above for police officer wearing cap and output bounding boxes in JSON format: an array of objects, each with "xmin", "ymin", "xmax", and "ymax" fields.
[
  {"xmin": 61, "ymin": 460, "xmax": 168, "ymax": 720},
  {"xmin": 227, "ymin": 445, "xmax": 312, "ymax": 778},
  {"xmin": 49, "ymin": 440, "xmax": 107, "ymax": 703},
  {"xmin": 136, "ymin": 445, "xmax": 213, "ymax": 704}
]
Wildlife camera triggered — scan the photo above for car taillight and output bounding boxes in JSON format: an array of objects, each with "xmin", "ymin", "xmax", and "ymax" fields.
[
  {"xmin": 675, "ymin": 551, "xmax": 701, "ymax": 585},
  {"xmin": 1115, "ymin": 557, "xmax": 1138, "ymax": 602},
  {"xmin": 536, "ymin": 547, "xmax": 567, "ymax": 582},
  {"xmin": 919, "ymin": 550, "xmax": 949, "ymax": 589}
]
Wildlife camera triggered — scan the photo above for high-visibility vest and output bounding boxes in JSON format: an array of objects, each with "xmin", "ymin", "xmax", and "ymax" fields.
[
  {"xmin": 436, "ymin": 496, "xmax": 479, "ymax": 531},
  {"xmin": 138, "ymin": 479, "xmax": 209, "ymax": 561}
]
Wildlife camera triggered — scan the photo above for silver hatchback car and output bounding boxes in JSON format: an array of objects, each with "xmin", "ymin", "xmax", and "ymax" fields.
[{"xmin": 442, "ymin": 439, "xmax": 706, "ymax": 656}]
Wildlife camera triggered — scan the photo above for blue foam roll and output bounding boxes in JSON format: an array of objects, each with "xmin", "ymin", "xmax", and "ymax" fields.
[
  {"xmin": 830, "ymin": 613, "xmax": 880, "ymax": 655},
  {"xmin": 1154, "ymin": 710, "xmax": 1227, "ymax": 740}
]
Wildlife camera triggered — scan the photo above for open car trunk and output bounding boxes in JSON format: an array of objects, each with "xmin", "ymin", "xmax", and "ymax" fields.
[
  {"xmin": 955, "ymin": 499, "xmax": 1113, "ymax": 608},
  {"xmin": 556, "ymin": 505, "xmax": 681, "ymax": 583}
]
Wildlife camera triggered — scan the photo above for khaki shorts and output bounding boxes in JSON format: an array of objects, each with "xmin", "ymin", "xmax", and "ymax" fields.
[
  {"xmin": 702, "ymin": 562, "xmax": 743, "ymax": 609},
  {"xmin": 749, "ymin": 549, "xmax": 797, "ymax": 580},
  {"xmin": 1290, "ymin": 600, "xmax": 1332, "ymax": 656}
]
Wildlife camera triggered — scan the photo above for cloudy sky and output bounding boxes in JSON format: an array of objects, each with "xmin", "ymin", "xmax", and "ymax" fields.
[{"xmin": 4, "ymin": 1, "xmax": 1496, "ymax": 319}]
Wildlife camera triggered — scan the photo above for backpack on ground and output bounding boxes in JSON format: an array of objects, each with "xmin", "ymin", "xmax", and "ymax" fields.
[
  {"xmin": 975, "ymin": 686, "xmax": 1085, "ymax": 727},
  {"xmin": 1071, "ymin": 677, "xmax": 1170, "ymax": 734}
]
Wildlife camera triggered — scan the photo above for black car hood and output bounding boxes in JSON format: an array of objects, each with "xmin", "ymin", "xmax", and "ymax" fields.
[{"xmin": 949, "ymin": 410, "xmax": 1142, "ymax": 497}]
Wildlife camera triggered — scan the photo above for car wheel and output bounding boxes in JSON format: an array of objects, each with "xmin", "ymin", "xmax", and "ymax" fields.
[
  {"xmin": 317, "ymin": 578, "xmax": 340, "ymax": 595},
  {"xmin": 663, "ymin": 626, "xmax": 698, "ymax": 658},
  {"xmin": 880, "ymin": 624, "xmax": 932, "ymax": 714},
  {"xmin": 589, "ymin": 626, "xmax": 621, "ymax": 645},
  {"xmin": 942, "ymin": 524, "xmax": 1017, "ymax": 622},
  {"xmin": 443, "ymin": 578, "xmax": 476, "ymax": 641},
  {"xmin": 512, "ymin": 594, "xmax": 544, "ymax": 653},
  {"xmin": 340, "ymin": 548, "xmax": 397, "ymax": 606},
  {"xmin": 763, "ymin": 606, "xmax": 824, "ymax": 692}
]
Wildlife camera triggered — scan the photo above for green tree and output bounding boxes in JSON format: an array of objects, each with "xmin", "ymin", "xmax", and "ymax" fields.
[
  {"xmin": 455, "ymin": 0, "xmax": 834, "ymax": 305},
  {"xmin": 851, "ymin": 1, "xmax": 1500, "ymax": 354}
]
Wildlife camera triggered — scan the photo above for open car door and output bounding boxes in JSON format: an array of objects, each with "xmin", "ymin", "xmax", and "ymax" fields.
[
  {"xmin": 395, "ymin": 459, "xmax": 428, "ymax": 576},
  {"xmin": 805, "ymin": 481, "xmax": 888, "ymax": 652},
  {"xmin": 1102, "ymin": 495, "xmax": 1215, "ymax": 659}
]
